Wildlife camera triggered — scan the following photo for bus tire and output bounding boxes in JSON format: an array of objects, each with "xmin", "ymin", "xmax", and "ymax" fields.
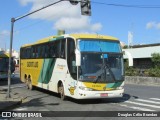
[
  {"xmin": 27, "ymin": 78, "xmax": 33, "ymax": 90},
  {"xmin": 58, "ymin": 83, "xmax": 66, "ymax": 100}
]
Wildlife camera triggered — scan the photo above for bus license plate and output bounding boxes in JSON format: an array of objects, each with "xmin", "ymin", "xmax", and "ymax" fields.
[{"xmin": 100, "ymin": 93, "xmax": 108, "ymax": 97}]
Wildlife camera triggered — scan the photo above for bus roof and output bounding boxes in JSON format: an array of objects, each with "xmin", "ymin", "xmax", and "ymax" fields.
[
  {"xmin": 21, "ymin": 34, "xmax": 119, "ymax": 48},
  {"xmin": 69, "ymin": 34, "xmax": 118, "ymax": 40},
  {"xmin": 0, "ymin": 52, "xmax": 10, "ymax": 57}
]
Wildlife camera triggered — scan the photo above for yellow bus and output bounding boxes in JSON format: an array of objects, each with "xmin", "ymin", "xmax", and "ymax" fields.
[
  {"xmin": 0, "ymin": 51, "xmax": 15, "ymax": 80},
  {"xmin": 20, "ymin": 34, "xmax": 124, "ymax": 100}
]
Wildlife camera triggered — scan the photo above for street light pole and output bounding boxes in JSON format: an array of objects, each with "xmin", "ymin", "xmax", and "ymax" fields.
[
  {"xmin": 6, "ymin": 18, "xmax": 15, "ymax": 98},
  {"xmin": 6, "ymin": 0, "xmax": 66, "ymax": 98}
]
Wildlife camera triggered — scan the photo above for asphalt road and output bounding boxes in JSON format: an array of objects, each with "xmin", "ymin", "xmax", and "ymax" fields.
[{"xmin": 1, "ymin": 74, "xmax": 160, "ymax": 120}]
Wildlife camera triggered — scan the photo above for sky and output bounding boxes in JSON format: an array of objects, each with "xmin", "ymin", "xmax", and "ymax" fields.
[{"xmin": 0, "ymin": 0, "xmax": 160, "ymax": 51}]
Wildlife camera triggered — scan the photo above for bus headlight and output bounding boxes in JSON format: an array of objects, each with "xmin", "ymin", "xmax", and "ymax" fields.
[
  {"xmin": 116, "ymin": 86, "xmax": 124, "ymax": 90},
  {"xmin": 79, "ymin": 86, "xmax": 93, "ymax": 91}
]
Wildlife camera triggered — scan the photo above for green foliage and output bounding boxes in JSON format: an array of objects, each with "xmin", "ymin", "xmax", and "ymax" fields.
[
  {"xmin": 148, "ymin": 67, "xmax": 160, "ymax": 77},
  {"xmin": 124, "ymin": 60, "xmax": 139, "ymax": 76},
  {"xmin": 151, "ymin": 53, "xmax": 160, "ymax": 68},
  {"xmin": 148, "ymin": 53, "xmax": 160, "ymax": 77},
  {"xmin": 125, "ymin": 66, "xmax": 138, "ymax": 76}
]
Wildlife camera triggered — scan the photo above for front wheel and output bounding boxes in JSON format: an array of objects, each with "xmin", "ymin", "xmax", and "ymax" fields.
[{"xmin": 58, "ymin": 83, "xmax": 66, "ymax": 100}]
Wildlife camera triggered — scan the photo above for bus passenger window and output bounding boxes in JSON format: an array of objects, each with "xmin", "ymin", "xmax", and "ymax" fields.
[
  {"xmin": 49, "ymin": 45, "xmax": 55, "ymax": 58},
  {"xmin": 37, "ymin": 46, "xmax": 41, "ymax": 58},
  {"xmin": 54, "ymin": 41, "xmax": 61, "ymax": 58},
  {"xmin": 32, "ymin": 47, "xmax": 37, "ymax": 58},
  {"xmin": 60, "ymin": 39, "xmax": 66, "ymax": 59},
  {"xmin": 45, "ymin": 44, "xmax": 49, "ymax": 58}
]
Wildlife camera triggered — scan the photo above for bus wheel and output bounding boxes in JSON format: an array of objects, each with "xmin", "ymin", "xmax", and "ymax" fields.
[
  {"xmin": 58, "ymin": 83, "xmax": 66, "ymax": 100},
  {"xmin": 27, "ymin": 78, "xmax": 33, "ymax": 90}
]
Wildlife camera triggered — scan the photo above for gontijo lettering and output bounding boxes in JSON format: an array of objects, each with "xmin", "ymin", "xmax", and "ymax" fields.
[{"xmin": 27, "ymin": 62, "xmax": 38, "ymax": 67}]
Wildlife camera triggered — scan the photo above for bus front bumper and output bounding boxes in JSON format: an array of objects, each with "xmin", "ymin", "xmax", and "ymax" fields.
[{"xmin": 77, "ymin": 88, "xmax": 124, "ymax": 99}]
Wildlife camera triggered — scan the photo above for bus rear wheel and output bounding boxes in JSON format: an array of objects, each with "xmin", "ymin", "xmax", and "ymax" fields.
[{"xmin": 58, "ymin": 83, "xmax": 66, "ymax": 100}]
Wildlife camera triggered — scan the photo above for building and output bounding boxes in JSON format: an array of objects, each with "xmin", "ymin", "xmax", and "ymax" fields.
[{"xmin": 123, "ymin": 43, "xmax": 160, "ymax": 69}]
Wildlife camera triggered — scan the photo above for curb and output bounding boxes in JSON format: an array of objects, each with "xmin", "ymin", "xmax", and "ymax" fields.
[
  {"xmin": 0, "ymin": 90, "xmax": 24, "ymax": 111},
  {"xmin": 0, "ymin": 100, "xmax": 22, "ymax": 111}
]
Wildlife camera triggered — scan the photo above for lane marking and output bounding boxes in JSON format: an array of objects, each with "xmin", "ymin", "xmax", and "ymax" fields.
[
  {"xmin": 15, "ymin": 107, "xmax": 28, "ymax": 111},
  {"xmin": 150, "ymin": 98, "xmax": 160, "ymax": 101},
  {"xmin": 120, "ymin": 104, "xmax": 155, "ymax": 111},
  {"xmin": 135, "ymin": 99, "xmax": 160, "ymax": 104},
  {"xmin": 125, "ymin": 101, "xmax": 160, "ymax": 109}
]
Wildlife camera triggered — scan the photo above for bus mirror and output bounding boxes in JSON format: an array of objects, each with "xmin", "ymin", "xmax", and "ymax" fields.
[{"xmin": 75, "ymin": 49, "xmax": 81, "ymax": 66}]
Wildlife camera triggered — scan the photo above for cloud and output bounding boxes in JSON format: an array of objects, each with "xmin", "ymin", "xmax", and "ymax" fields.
[
  {"xmin": 156, "ymin": 23, "xmax": 160, "ymax": 30},
  {"xmin": 146, "ymin": 21, "xmax": 160, "ymax": 30},
  {"xmin": 54, "ymin": 17, "xmax": 102, "ymax": 32},
  {"xmin": 18, "ymin": 0, "xmax": 35, "ymax": 6},
  {"xmin": 18, "ymin": 0, "xmax": 102, "ymax": 32},
  {"xmin": 0, "ymin": 30, "xmax": 10, "ymax": 37}
]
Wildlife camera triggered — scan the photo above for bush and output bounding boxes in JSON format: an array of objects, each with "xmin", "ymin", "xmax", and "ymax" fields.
[
  {"xmin": 125, "ymin": 67, "xmax": 139, "ymax": 76},
  {"xmin": 148, "ymin": 67, "xmax": 160, "ymax": 77}
]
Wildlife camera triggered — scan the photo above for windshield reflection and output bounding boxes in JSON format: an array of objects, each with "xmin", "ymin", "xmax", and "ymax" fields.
[{"xmin": 79, "ymin": 53, "xmax": 124, "ymax": 83}]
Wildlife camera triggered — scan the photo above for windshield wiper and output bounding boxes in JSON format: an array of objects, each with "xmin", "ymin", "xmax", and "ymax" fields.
[
  {"xmin": 104, "ymin": 63, "xmax": 116, "ymax": 82},
  {"xmin": 94, "ymin": 63, "xmax": 116, "ymax": 83},
  {"xmin": 94, "ymin": 65, "xmax": 106, "ymax": 83}
]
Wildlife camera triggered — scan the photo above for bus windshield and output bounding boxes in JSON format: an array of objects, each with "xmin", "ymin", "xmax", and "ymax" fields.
[{"xmin": 77, "ymin": 39, "xmax": 124, "ymax": 83}]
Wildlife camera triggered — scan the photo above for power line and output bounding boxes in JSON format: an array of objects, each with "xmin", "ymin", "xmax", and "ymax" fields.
[
  {"xmin": 13, "ymin": 0, "xmax": 160, "ymax": 32},
  {"xmin": 14, "ymin": 1, "xmax": 74, "ymax": 32},
  {"xmin": 92, "ymin": 1, "xmax": 160, "ymax": 8}
]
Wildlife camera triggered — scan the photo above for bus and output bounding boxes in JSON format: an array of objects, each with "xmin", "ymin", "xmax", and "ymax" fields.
[
  {"xmin": 0, "ymin": 51, "xmax": 15, "ymax": 80},
  {"xmin": 20, "ymin": 34, "xmax": 124, "ymax": 100}
]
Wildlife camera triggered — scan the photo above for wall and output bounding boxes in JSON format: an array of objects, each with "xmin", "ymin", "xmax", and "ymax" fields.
[{"xmin": 125, "ymin": 76, "xmax": 160, "ymax": 86}]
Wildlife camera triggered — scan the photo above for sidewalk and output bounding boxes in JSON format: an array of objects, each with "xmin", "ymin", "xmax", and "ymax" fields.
[{"xmin": 0, "ymin": 88, "xmax": 22, "ymax": 111}]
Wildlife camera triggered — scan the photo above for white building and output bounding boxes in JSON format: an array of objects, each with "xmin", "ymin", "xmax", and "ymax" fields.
[{"xmin": 123, "ymin": 43, "xmax": 160, "ymax": 69}]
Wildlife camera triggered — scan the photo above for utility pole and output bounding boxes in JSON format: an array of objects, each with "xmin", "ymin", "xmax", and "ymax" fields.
[{"xmin": 6, "ymin": 0, "xmax": 92, "ymax": 98}]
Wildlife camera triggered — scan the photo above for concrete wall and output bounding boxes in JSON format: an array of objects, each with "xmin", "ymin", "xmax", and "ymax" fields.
[{"xmin": 125, "ymin": 76, "xmax": 160, "ymax": 86}]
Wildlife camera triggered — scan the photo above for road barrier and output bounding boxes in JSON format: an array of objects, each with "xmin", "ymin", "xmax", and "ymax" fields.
[{"xmin": 125, "ymin": 76, "xmax": 160, "ymax": 86}]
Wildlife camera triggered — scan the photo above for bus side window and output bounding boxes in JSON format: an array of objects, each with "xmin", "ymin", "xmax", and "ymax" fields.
[
  {"xmin": 49, "ymin": 43, "xmax": 55, "ymax": 58},
  {"xmin": 45, "ymin": 44, "xmax": 49, "ymax": 58},
  {"xmin": 31, "ymin": 47, "xmax": 34, "ymax": 58},
  {"xmin": 37, "ymin": 45, "xmax": 42, "ymax": 58},
  {"xmin": 60, "ymin": 39, "xmax": 66, "ymax": 59},
  {"xmin": 32, "ymin": 47, "xmax": 36, "ymax": 58},
  {"xmin": 20, "ymin": 48, "xmax": 24, "ymax": 59},
  {"xmin": 25, "ymin": 49, "xmax": 27, "ymax": 58},
  {"xmin": 54, "ymin": 40, "xmax": 61, "ymax": 58},
  {"xmin": 41, "ymin": 45, "xmax": 45, "ymax": 58}
]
